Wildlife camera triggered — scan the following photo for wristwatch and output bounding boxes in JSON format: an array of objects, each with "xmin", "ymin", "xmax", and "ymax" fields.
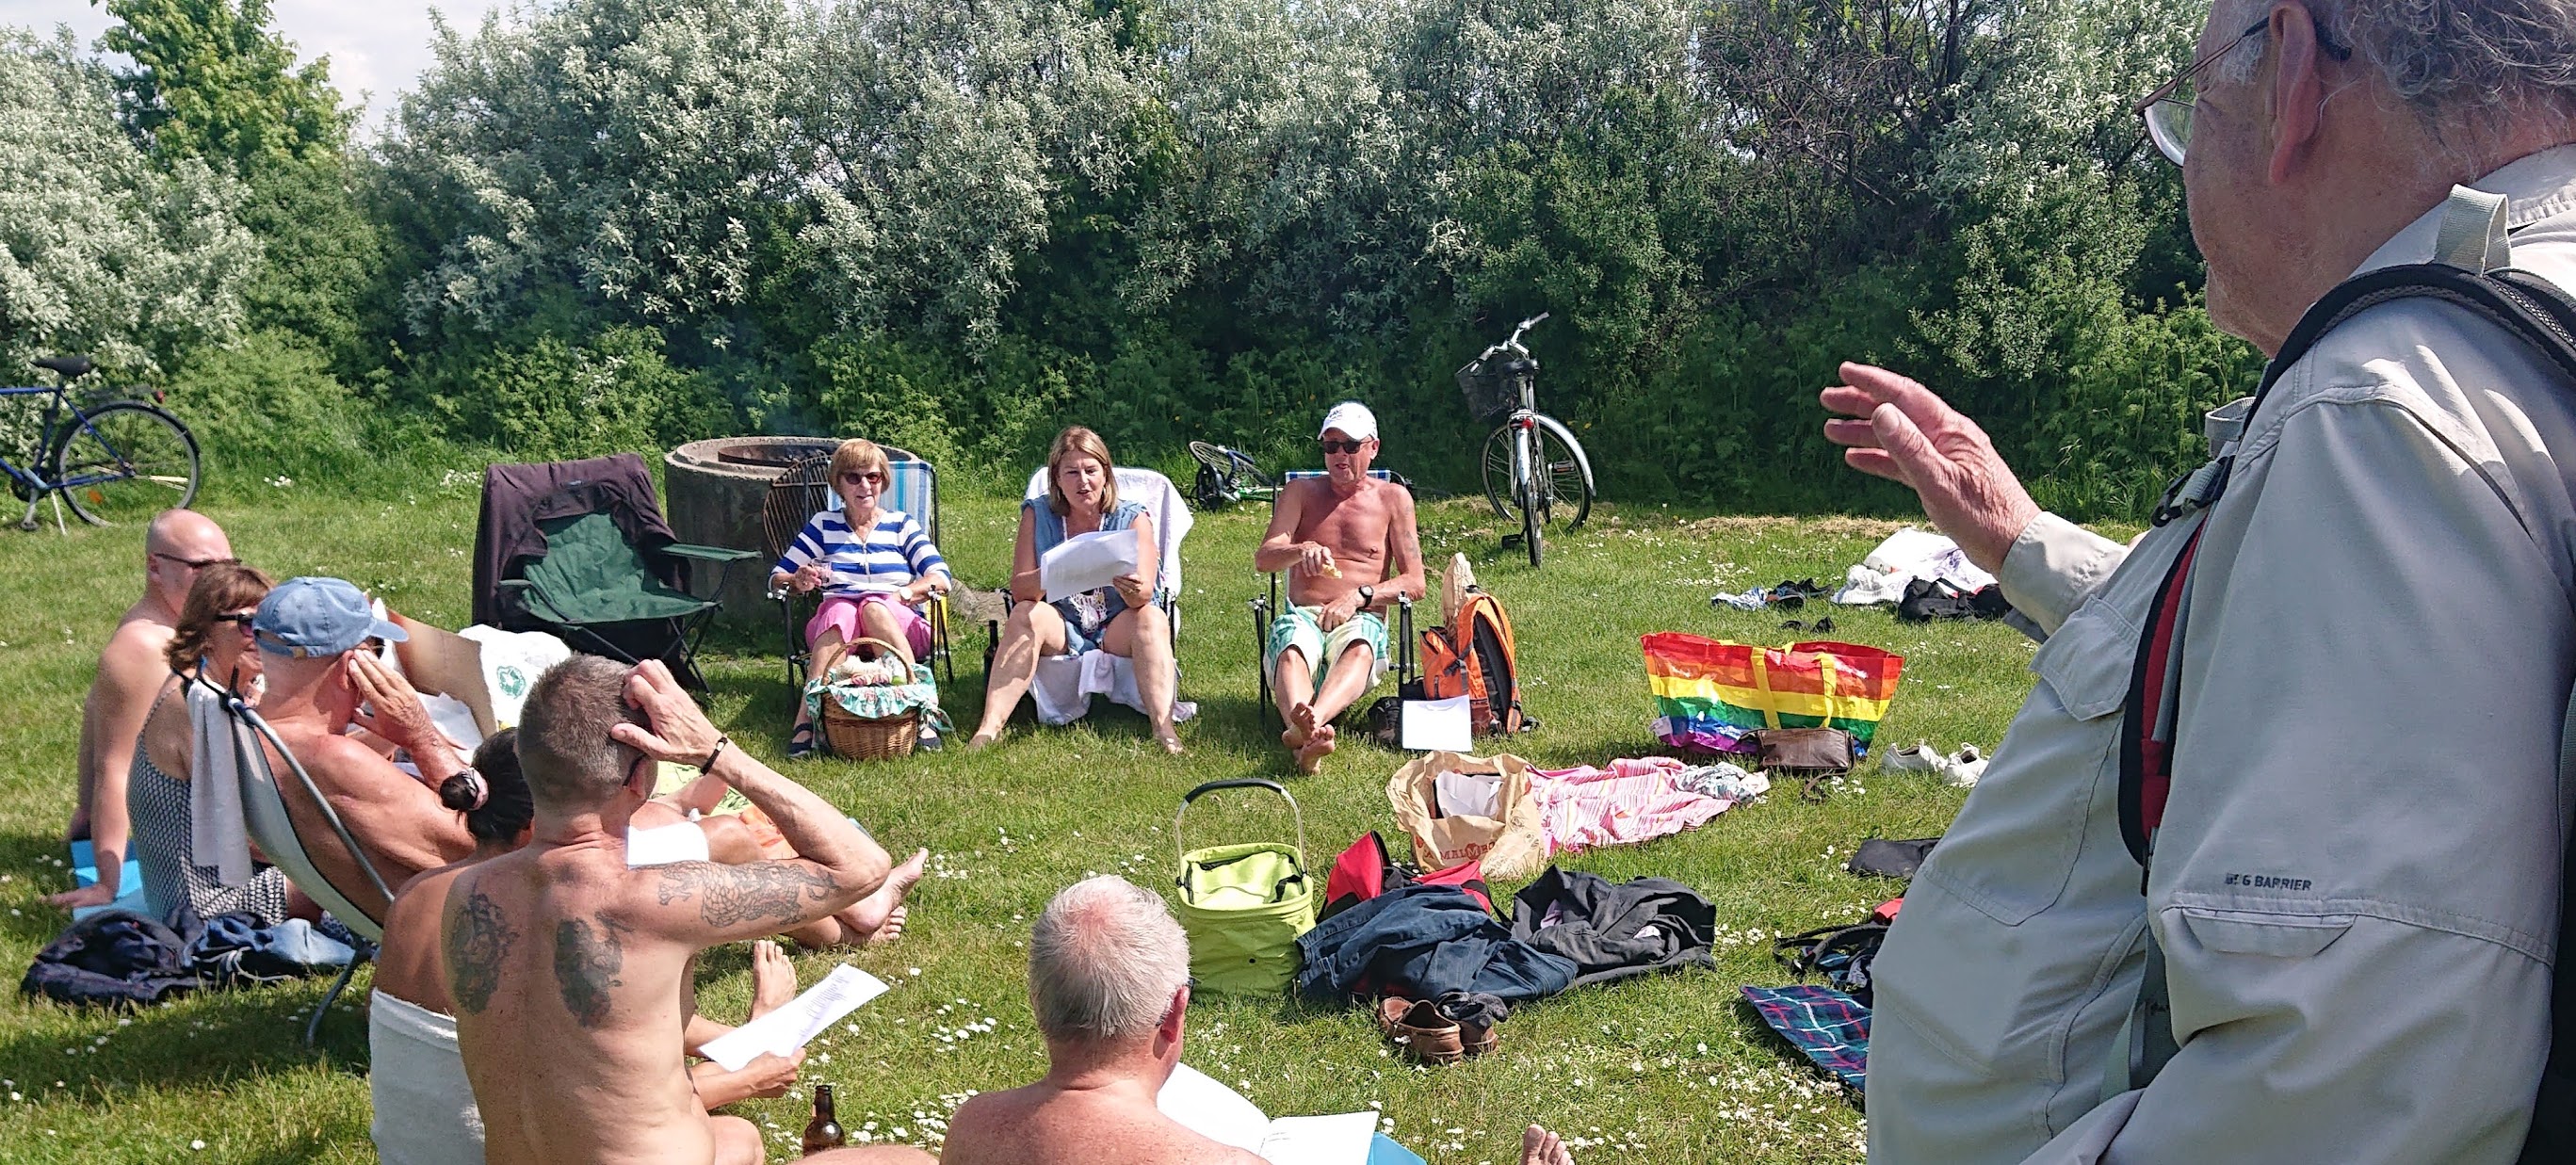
[{"xmin": 1357, "ymin": 585, "xmax": 1376, "ymax": 609}]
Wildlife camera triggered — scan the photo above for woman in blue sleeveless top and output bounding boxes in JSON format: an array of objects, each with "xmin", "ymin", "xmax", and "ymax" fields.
[{"xmin": 968, "ymin": 427, "xmax": 1181, "ymax": 752}]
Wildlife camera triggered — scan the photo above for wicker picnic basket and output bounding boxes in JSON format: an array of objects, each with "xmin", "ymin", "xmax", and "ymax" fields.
[{"xmin": 818, "ymin": 638, "xmax": 918, "ymax": 761}]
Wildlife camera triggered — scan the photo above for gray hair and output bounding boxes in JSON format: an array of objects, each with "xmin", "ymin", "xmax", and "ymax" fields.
[
  {"xmin": 2213, "ymin": 0, "xmax": 2576, "ymax": 120},
  {"xmin": 513, "ymin": 655, "xmax": 645, "ymax": 814},
  {"xmin": 1028, "ymin": 876, "xmax": 1191, "ymax": 1044}
]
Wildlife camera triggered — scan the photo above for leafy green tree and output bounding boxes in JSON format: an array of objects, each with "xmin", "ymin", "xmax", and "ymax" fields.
[
  {"xmin": 101, "ymin": 0, "xmax": 345, "ymax": 166},
  {"xmin": 0, "ymin": 32, "xmax": 255, "ymax": 381},
  {"xmin": 101, "ymin": 0, "xmax": 382, "ymax": 370}
]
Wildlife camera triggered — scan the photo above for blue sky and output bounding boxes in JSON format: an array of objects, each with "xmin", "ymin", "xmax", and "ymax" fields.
[{"xmin": 2, "ymin": 1, "xmax": 507, "ymax": 135}]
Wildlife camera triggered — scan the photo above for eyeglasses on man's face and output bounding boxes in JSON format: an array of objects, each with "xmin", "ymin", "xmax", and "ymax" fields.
[
  {"xmin": 154, "ymin": 551, "xmax": 240, "ymax": 572},
  {"xmin": 2132, "ymin": 16, "xmax": 2351, "ymax": 167},
  {"xmin": 1320, "ymin": 439, "xmax": 1368, "ymax": 456}
]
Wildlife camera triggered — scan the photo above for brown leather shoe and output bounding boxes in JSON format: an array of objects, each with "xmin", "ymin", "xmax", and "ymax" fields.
[
  {"xmin": 1388, "ymin": 999, "xmax": 1465, "ymax": 1064},
  {"xmin": 1457, "ymin": 1018, "xmax": 1499, "ymax": 1057}
]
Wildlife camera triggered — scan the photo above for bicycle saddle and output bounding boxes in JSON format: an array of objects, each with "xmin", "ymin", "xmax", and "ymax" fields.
[{"xmin": 33, "ymin": 355, "xmax": 93, "ymax": 379}]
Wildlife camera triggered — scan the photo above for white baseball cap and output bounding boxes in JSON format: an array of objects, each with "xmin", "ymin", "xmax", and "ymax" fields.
[{"xmin": 1319, "ymin": 401, "xmax": 1378, "ymax": 443}]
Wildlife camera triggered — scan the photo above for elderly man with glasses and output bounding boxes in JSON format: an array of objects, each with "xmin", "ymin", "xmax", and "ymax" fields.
[
  {"xmin": 49, "ymin": 509, "xmax": 235, "ymax": 912},
  {"xmin": 1823, "ymin": 3, "xmax": 2576, "ymax": 1161},
  {"xmin": 1256, "ymin": 402, "xmax": 1426, "ymax": 774}
]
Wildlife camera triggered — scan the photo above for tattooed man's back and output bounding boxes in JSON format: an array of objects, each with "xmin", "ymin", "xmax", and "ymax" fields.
[{"xmin": 442, "ymin": 657, "xmax": 903, "ymax": 1165}]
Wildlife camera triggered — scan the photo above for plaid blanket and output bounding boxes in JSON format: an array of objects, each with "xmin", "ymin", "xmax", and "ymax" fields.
[{"xmin": 1742, "ymin": 984, "xmax": 1869, "ymax": 1097}]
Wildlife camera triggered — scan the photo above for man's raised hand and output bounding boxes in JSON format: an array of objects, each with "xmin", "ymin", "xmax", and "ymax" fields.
[
  {"xmin": 610, "ymin": 660, "xmax": 724, "ymax": 767},
  {"xmin": 348, "ymin": 652, "xmax": 444, "ymax": 754},
  {"xmin": 1820, "ymin": 362, "xmax": 2039, "ymax": 572}
]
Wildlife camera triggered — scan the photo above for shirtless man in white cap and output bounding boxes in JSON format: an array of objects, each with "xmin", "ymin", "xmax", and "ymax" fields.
[{"xmin": 1254, "ymin": 402, "xmax": 1424, "ymax": 773}]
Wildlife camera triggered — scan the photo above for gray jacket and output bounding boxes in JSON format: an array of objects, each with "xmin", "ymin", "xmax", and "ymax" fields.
[{"xmin": 1869, "ymin": 146, "xmax": 2576, "ymax": 1163}]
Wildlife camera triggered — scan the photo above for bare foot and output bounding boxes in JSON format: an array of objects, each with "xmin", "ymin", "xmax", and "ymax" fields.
[
  {"xmin": 1293, "ymin": 723, "xmax": 1337, "ymax": 774},
  {"xmin": 845, "ymin": 848, "xmax": 928, "ymax": 942},
  {"xmin": 1281, "ymin": 702, "xmax": 1318, "ymax": 754},
  {"xmin": 748, "ymin": 939, "xmax": 796, "ymax": 1018},
  {"xmin": 964, "ymin": 729, "xmax": 1000, "ymax": 752},
  {"xmin": 1522, "ymin": 1125, "xmax": 1574, "ymax": 1165},
  {"xmin": 1155, "ymin": 728, "xmax": 1185, "ymax": 755}
]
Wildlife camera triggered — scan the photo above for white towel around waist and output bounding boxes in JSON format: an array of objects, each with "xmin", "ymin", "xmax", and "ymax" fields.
[{"xmin": 368, "ymin": 989, "xmax": 485, "ymax": 1165}]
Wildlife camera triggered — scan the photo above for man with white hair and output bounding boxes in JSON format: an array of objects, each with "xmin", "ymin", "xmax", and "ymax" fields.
[
  {"xmin": 942, "ymin": 877, "xmax": 1575, "ymax": 1165},
  {"xmin": 51, "ymin": 510, "xmax": 233, "ymax": 911},
  {"xmin": 1823, "ymin": 2, "xmax": 2576, "ymax": 1160},
  {"xmin": 1256, "ymin": 402, "xmax": 1425, "ymax": 773}
]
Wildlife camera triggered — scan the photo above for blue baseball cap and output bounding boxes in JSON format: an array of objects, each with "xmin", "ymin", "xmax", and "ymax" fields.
[{"xmin": 253, "ymin": 577, "xmax": 408, "ymax": 657}]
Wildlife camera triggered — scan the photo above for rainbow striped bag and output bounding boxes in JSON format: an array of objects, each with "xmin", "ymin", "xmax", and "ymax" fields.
[{"xmin": 1642, "ymin": 633, "xmax": 1904, "ymax": 753}]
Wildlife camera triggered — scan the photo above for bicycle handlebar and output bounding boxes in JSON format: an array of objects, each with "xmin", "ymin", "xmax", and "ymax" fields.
[{"xmin": 1476, "ymin": 311, "xmax": 1551, "ymax": 363}]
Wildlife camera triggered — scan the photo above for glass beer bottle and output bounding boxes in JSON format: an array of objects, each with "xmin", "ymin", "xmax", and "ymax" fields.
[{"xmin": 802, "ymin": 1084, "xmax": 846, "ymax": 1152}]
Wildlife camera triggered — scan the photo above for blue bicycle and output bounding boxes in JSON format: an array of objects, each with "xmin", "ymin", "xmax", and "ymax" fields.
[{"xmin": 6, "ymin": 355, "xmax": 201, "ymax": 530}]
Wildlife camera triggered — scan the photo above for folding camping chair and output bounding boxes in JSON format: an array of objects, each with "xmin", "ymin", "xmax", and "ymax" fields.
[
  {"xmin": 477, "ymin": 456, "xmax": 753, "ymax": 690},
  {"xmin": 1250, "ymin": 469, "xmax": 1417, "ymax": 730},
  {"xmin": 980, "ymin": 465, "xmax": 1193, "ymax": 726},
  {"xmin": 759, "ymin": 447, "xmax": 955, "ymax": 688},
  {"xmin": 200, "ymin": 672, "xmax": 391, "ymax": 1046}
]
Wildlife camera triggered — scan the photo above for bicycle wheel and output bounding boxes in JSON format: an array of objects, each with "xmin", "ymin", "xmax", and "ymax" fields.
[
  {"xmin": 1530, "ymin": 414, "xmax": 1595, "ymax": 531},
  {"xmin": 50, "ymin": 401, "xmax": 200, "ymax": 526},
  {"xmin": 1479, "ymin": 426, "xmax": 1515, "ymax": 520},
  {"xmin": 1518, "ymin": 429, "xmax": 1544, "ymax": 567}
]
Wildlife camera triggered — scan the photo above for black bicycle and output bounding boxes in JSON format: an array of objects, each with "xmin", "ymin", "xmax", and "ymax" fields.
[
  {"xmin": 4, "ymin": 355, "xmax": 202, "ymax": 530},
  {"xmin": 1457, "ymin": 313, "xmax": 1595, "ymax": 566}
]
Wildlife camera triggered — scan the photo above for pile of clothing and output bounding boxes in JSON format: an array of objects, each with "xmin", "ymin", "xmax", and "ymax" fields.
[
  {"xmin": 1710, "ymin": 578, "xmax": 1830, "ymax": 612},
  {"xmin": 1527, "ymin": 756, "xmax": 1768, "ymax": 854},
  {"xmin": 1832, "ymin": 528, "xmax": 1993, "ymax": 607},
  {"xmin": 23, "ymin": 908, "xmax": 357, "ymax": 1008},
  {"xmin": 1296, "ymin": 868, "xmax": 1716, "ymax": 1056}
]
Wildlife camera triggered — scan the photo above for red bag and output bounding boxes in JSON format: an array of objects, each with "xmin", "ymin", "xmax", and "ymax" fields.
[{"xmin": 1320, "ymin": 832, "xmax": 1492, "ymax": 921}]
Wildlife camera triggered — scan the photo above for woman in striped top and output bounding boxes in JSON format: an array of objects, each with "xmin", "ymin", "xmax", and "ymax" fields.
[{"xmin": 770, "ymin": 439, "xmax": 953, "ymax": 687}]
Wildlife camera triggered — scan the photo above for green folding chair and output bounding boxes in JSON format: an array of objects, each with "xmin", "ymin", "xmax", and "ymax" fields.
[{"xmin": 501, "ymin": 510, "xmax": 753, "ymax": 688}]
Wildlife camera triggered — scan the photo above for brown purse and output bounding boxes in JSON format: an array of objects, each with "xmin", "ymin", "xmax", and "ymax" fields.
[{"xmin": 1750, "ymin": 727, "xmax": 1856, "ymax": 800}]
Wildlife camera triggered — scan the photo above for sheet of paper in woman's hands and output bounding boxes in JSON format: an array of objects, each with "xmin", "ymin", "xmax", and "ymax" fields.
[
  {"xmin": 1039, "ymin": 527, "xmax": 1142, "ymax": 601},
  {"xmin": 698, "ymin": 964, "xmax": 888, "ymax": 1070}
]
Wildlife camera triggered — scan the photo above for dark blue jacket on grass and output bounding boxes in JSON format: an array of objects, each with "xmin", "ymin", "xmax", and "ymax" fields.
[{"xmin": 1294, "ymin": 882, "xmax": 1577, "ymax": 1005}]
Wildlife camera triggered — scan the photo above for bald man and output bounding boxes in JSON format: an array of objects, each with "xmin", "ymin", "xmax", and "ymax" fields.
[{"xmin": 51, "ymin": 510, "xmax": 234, "ymax": 912}]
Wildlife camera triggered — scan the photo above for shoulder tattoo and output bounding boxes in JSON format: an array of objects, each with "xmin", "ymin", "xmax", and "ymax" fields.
[
  {"xmin": 552, "ymin": 914, "xmax": 632, "ymax": 1028},
  {"xmin": 445, "ymin": 891, "xmax": 517, "ymax": 1016},
  {"xmin": 655, "ymin": 861, "xmax": 838, "ymax": 929}
]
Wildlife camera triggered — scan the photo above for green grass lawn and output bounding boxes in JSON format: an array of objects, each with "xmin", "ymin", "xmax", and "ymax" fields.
[{"xmin": 0, "ymin": 472, "xmax": 2099, "ymax": 1165}]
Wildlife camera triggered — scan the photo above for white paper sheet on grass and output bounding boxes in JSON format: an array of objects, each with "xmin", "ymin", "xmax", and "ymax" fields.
[
  {"xmin": 1039, "ymin": 527, "xmax": 1142, "ymax": 601},
  {"xmin": 699, "ymin": 964, "xmax": 889, "ymax": 1071},
  {"xmin": 1400, "ymin": 695, "xmax": 1473, "ymax": 752},
  {"xmin": 1158, "ymin": 1064, "xmax": 1378, "ymax": 1164}
]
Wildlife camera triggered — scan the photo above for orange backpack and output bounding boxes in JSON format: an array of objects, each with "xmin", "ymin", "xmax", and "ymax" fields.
[{"xmin": 1418, "ymin": 591, "xmax": 1530, "ymax": 736}]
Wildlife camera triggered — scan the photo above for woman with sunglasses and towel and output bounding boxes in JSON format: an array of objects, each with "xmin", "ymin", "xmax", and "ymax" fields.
[
  {"xmin": 116, "ymin": 563, "xmax": 306, "ymax": 926},
  {"xmin": 968, "ymin": 426, "xmax": 1181, "ymax": 753},
  {"xmin": 772, "ymin": 438, "xmax": 954, "ymax": 754}
]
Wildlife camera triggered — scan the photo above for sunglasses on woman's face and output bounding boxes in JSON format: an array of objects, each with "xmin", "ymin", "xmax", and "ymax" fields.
[
  {"xmin": 215, "ymin": 611, "xmax": 258, "ymax": 627},
  {"xmin": 837, "ymin": 471, "xmax": 884, "ymax": 488}
]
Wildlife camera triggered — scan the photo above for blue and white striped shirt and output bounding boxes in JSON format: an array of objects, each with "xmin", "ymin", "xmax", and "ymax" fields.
[{"xmin": 773, "ymin": 508, "xmax": 949, "ymax": 594}]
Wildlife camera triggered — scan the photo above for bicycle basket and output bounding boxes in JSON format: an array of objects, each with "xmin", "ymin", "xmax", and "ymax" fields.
[{"xmin": 1456, "ymin": 360, "xmax": 1515, "ymax": 421}]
